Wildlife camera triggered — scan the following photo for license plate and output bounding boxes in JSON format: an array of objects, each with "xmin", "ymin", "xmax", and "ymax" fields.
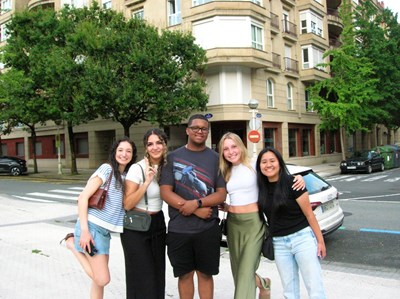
[
  {"xmin": 321, "ymin": 201, "xmax": 335, "ymax": 213},
  {"xmin": 347, "ymin": 166, "xmax": 356, "ymax": 169}
]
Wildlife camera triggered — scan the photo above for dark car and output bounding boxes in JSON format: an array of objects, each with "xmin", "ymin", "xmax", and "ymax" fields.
[
  {"xmin": 340, "ymin": 150, "xmax": 384, "ymax": 174},
  {"xmin": 0, "ymin": 156, "xmax": 28, "ymax": 176}
]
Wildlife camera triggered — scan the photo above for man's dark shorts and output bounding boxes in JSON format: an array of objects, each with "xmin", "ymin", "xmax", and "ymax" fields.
[{"xmin": 166, "ymin": 222, "xmax": 222, "ymax": 277}]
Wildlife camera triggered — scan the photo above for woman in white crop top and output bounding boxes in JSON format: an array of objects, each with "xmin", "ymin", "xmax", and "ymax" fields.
[
  {"xmin": 219, "ymin": 132, "xmax": 304, "ymax": 299},
  {"xmin": 121, "ymin": 128, "xmax": 168, "ymax": 299}
]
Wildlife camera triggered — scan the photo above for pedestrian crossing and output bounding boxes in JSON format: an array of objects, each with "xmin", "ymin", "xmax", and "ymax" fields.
[
  {"xmin": 326, "ymin": 174, "xmax": 400, "ymax": 183},
  {"xmin": 12, "ymin": 187, "xmax": 83, "ymax": 203}
]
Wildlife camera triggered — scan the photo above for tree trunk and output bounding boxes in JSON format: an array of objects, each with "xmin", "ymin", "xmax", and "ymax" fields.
[
  {"xmin": 67, "ymin": 121, "xmax": 78, "ymax": 175},
  {"xmin": 30, "ymin": 126, "xmax": 38, "ymax": 173},
  {"xmin": 124, "ymin": 125, "xmax": 130, "ymax": 138},
  {"xmin": 340, "ymin": 126, "xmax": 346, "ymax": 161}
]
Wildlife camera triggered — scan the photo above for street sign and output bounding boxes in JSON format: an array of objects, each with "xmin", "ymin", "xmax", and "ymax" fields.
[
  {"xmin": 248, "ymin": 130, "xmax": 261, "ymax": 143},
  {"xmin": 256, "ymin": 113, "xmax": 262, "ymax": 118},
  {"xmin": 205, "ymin": 113, "xmax": 213, "ymax": 119},
  {"xmin": 249, "ymin": 119, "xmax": 261, "ymax": 130}
]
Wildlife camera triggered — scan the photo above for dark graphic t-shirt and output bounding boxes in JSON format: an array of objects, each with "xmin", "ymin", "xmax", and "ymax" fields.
[{"xmin": 160, "ymin": 146, "xmax": 226, "ymax": 234}]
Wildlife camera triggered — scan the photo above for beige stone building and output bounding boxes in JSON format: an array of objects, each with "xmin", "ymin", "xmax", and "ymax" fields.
[{"xmin": 1, "ymin": 0, "xmax": 396, "ymax": 171}]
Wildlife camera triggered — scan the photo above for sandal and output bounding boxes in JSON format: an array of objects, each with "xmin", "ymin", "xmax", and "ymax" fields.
[
  {"xmin": 59, "ymin": 233, "xmax": 74, "ymax": 245},
  {"xmin": 256, "ymin": 273, "xmax": 271, "ymax": 299}
]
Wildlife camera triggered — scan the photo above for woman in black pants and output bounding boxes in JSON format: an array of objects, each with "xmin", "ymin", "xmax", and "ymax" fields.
[{"xmin": 120, "ymin": 128, "xmax": 168, "ymax": 299}]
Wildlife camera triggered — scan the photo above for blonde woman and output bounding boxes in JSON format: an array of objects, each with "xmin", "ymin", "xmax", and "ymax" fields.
[{"xmin": 219, "ymin": 132, "xmax": 304, "ymax": 299}]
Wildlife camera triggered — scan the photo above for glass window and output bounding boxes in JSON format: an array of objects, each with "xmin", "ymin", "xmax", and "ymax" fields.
[
  {"xmin": 266, "ymin": 79, "xmax": 274, "ymax": 107},
  {"xmin": 35, "ymin": 142, "xmax": 42, "ymax": 156},
  {"xmin": 1, "ymin": 143, "xmax": 7, "ymax": 155},
  {"xmin": 302, "ymin": 48, "xmax": 309, "ymax": 69},
  {"xmin": 16, "ymin": 142, "xmax": 24, "ymax": 156},
  {"xmin": 102, "ymin": 0, "xmax": 112, "ymax": 9},
  {"xmin": 302, "ymin": 129, "xmax": 310, "ymax": 156},
  {"xmin": 76, "ymin": 138, "xmax": 88, "ymax": 155},
  {"xmin": 168, "ymin": 0, "xmax": 182, "ymax": 26},
  {"xmin": 132, "ymin": 9, "xmax": 144, "ymax": 19},
  {"xmin": 320, "ymin": 131, "xmax": 326, "ymax": 154},
  {"xmin": 192, "ymin": 0, "xmax": 211, "ymax": 6},
  {"xmin": 264, "ymin": 128, "xmax": 275, "ymax": 148},
  {"xmin": 251, "ymin": 24, "xmax": 263, "ymax": 50},
  {"xmin": 305, "ymin": 89, "xmax": 313, "ymax": 111},
  {"xmin": 0, "ymin": 0, "xmax": 11, "ymax": 14},
  {"xmin": 287, "ymin": 83, "xmax": 293, "ymax": 110},
  {"xmin": 289, "ymin": 129, "xmax": 297, "ymax": 157}
]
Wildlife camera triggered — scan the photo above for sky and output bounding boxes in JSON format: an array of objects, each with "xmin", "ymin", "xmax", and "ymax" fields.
[{"xmin": 382, "ymin": 0, "xmax": 400, "ymax": 19}]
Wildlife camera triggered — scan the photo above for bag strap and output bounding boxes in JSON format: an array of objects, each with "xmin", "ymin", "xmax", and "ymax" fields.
[
  {"xmin": 137, "ymin": 163, "xmax": 149, "ymax": 211},
  {"xmin": 104, "ymin": 168, "xmax": 113, "ymax": 191}
]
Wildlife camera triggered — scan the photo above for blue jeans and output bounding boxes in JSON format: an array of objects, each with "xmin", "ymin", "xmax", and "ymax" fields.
[{"xmin": 273, "ymin": 226, "xmax": 326, "ymax": 299}]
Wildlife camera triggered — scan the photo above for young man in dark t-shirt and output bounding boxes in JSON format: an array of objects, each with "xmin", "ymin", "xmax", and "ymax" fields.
[{"xmin": 160, "ymin": 114, "xmax": 227, "ymax": 299}]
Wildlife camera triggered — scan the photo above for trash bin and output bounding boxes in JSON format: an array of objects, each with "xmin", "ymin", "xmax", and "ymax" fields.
[
  {"xmin": 372, "ymin": 145, "xmax": 396, "ymax": 169},
  {"xmin": 390, "ymin": 145, "xmax": 400, "ymax": 168}
]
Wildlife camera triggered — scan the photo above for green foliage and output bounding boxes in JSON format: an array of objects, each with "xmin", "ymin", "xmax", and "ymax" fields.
[{"xmin": 309, "ymin": 0, "xmax": 381, "ymax": 136}]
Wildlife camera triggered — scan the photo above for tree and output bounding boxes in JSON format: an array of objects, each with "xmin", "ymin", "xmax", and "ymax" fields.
[
  {"xmin": 72, "ymin": 8, "xmax": 208, "ymax": 136},
  {"xmin": 354, "ymin": 2, "xmax": 400, "ymax": 143},
  {"xmin": 309, "ymin": 0, "xmax": 381, "ymax": 160}
]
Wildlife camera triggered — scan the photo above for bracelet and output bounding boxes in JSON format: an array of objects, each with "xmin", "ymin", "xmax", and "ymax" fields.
[{"xmin": 197, "ymin": 198, "xmax": 203, "ymax": 208}]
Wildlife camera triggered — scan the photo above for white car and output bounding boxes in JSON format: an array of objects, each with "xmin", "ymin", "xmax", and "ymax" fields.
[{"xmin": 220, "ymin": 165, "xmax": 344, "ymax": 246}]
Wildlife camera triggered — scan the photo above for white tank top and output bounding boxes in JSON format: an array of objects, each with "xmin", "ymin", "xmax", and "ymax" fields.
[{"xmin": 226, "ymin": 163, "xmax": 258, "ymax": 206}]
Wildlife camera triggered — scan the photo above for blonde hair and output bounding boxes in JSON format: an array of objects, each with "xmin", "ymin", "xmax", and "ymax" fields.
[{"xmin": 218, "ymin": 132, "xmax": 252, "ymax": 182}]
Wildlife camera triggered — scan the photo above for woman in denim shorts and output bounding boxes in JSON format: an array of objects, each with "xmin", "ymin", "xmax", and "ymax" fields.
[
  {"xmin": 60, "ymin": 137, "xmax": 136, "ymax": 299},
  {"xmin": 256, "ymin": 147, "xmax": 326, "ymax": 299}
]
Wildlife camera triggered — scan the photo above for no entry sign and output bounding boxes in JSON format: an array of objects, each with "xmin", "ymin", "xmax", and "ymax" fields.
[{"xmin": 248, "ymin": 130, "xmax": 260, "ymax": 143}]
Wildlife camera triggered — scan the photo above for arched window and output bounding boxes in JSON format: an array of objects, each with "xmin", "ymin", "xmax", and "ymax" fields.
[{"xmin": 266, "ymin": 79, "xmax": 274, "ymax": 107}]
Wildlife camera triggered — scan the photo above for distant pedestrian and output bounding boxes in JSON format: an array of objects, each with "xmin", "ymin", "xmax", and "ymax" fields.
[
  {"xmin": 60, "ymin": 137, "xmax": 136, "ymax": 299},
  {"xmin": 121, "ymin": 128, "xmax": 168, "ymax": 299},
  {"xmin": 256, "ymin": 147, "xmax": 326, "ymax": 299},
  {"xmin": 160, "ymin": 114, "xmax": 227, "ymax": 299}
]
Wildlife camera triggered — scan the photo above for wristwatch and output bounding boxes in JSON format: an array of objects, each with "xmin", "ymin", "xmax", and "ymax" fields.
[{"xmin": 197, "ymin": 198, "xmax": 203, "ymax": 208}]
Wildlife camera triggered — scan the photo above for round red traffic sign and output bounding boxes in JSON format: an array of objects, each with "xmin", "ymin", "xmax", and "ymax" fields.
[{"xmin": 248, "ymin": 130, "xmax": 261, "ymax": 143}]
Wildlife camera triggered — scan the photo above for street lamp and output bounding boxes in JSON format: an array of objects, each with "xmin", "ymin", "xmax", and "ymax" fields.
[{"xmin": 248, "ymin": 99, "xmax": 259, "ymax": 159}]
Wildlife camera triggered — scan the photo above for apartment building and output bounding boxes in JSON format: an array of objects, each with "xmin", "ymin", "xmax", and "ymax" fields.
[{"xmin": 1, "ymin": 0, "xmax": 390, "ymax": 170}]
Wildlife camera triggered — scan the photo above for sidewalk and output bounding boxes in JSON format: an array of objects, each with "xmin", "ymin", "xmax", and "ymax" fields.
[{"xmin": 0, "ymin": 163, "xmax": 399, "ymax": 298}]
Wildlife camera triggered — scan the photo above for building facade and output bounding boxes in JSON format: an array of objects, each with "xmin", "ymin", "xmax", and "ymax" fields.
[{"xmin": 1, "ymin": 0, "xmax": 396, "ymax": 170}]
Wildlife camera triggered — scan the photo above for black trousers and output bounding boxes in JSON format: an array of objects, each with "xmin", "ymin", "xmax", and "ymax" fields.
[{"xmin": 120, "ymin": 210, "xmax": 166, "ymax": 299}]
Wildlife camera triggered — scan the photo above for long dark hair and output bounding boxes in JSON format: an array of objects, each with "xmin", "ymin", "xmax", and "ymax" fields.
[
  {"xmin": 108, "ymin": 136, "xmax": 137, "ymax": 190},
  {"xmin": 256, "ymin": 147, "xmax": 293, "ymax": 213},
  {"xmin": 143, "ymin": 128, "xmax": 168, "ymax": 183}
]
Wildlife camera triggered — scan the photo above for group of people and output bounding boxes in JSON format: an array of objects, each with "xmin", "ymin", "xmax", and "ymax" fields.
[{"xmin": 60, "ymin": 114, "xmax": 327, "ymax": 299}]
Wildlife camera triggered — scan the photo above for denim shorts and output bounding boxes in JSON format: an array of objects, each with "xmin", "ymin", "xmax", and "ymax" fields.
[{"xmin": 74, "ymin": 219, "xmax": 111, "ymax": 255}]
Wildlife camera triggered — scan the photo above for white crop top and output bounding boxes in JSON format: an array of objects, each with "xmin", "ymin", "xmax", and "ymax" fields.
[
  {"xmin": 226, "ymin": 163, "xmax": 258, "ymax": 206},
  {"xmin": 125, "ymin": 159, "xmax": 163, "ymax": 212}
]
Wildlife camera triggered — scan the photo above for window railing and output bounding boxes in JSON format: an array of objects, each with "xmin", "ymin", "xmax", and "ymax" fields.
[
  {"xmin": 284, "ymin": 57, "xmax": 299, "ymax": 73},
  {"xmin": 282, "ymin": 19, "xmax": 297, "ymax": 38},
  {"xmin": 270, "ymin": 12, "xmax": 279, "ymax": 29},
  {"xmin": 272, "ymin": 52, "xmax": 281, "ymax": 68}
]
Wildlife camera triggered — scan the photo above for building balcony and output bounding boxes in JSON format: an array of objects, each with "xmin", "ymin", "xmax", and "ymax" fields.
[
  {"xmin": 283, "ymin": 57, "xmax": 298, "ymax": 74},
  {"xmin": 300, "ymin": 67, "xmax": 330, "ymax": 83},
  {"xmin": 281, "ymin": 0, "xmax": 296, "ymax": 7},
  {"xmin": 270, "ymin": 12, "xmax": 280, "ymax": 35},
  {"xmin": 282, "ymin": 19, "xmax": 297, "ymax": 42},
  {"xmin": 327, "ymin": 8, "xmax": 343, "ymax": 37},
  {"xmin": 28, "ymin": 0, "xmax": 55, "ymax": 11},
  {"xmin": 205, "ymin": 47, "xmax": 272, "ymax": 68},
  {"xmin": 327, "ymin": 0, "xmax": 342, "ymax": 10}
]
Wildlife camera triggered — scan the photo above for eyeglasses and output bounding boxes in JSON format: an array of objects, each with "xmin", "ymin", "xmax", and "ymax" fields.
[{"xmin": 188, "ymin": 126, "xmax": 209, "ymax": 133}]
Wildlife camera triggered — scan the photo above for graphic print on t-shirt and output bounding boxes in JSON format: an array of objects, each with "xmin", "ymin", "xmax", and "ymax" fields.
[{"xmin": 172, "ymin": 158, "xmax": 215, "ymax": 199}]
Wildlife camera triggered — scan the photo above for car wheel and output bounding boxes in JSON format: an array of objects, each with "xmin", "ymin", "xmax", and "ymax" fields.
[
  {"xmin": 366, "ymin": 165, "xmax": 372, "ymax": 174},
  {"xmin": 380, "ymin": 163, "xmax": 385, "ymax": 172},
  {"xmin": 10, "ymin": 166, "xmax": 22, "ymax": 176}
]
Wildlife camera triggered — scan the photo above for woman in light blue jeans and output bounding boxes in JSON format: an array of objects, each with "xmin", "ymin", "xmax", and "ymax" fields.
[
  {"xmin": 256, "ymin": 147, "xmax": 326, "ymax": 299},
  {"xmin": 273, "ymin": 227, "xmax": 325, "ymax": 298}
]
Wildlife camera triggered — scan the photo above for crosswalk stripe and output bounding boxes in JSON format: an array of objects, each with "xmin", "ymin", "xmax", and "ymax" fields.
[
  {"xmin": 361, "ymin": 175, "xmax": 388, "ymax": 182},
  {"xmin": 49, "ymin": 189, "xmax": 81, "ymax": 195},
  {"xmin": 27, "ymin": 192, "xmax": 77, "ymax": 200},
  {"xmin": 13, "ymin": 195, "xmax": 55, "ymax": 203}
]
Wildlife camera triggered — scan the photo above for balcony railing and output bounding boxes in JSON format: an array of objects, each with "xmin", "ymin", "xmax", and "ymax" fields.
[
  {"xmin": 282, "ymin": 19, "xmax": 297, "ymax": 38},
  {"xmin": 284, "ymin": 57, "xmax": 299, "ymax": 73},
  {"xmin": 270, "ymin": 12, "xmax": 279, "ymax": 30},
  {"xmin": 272, "ymin": 52, "xmax": 281, "ymax": 68}
]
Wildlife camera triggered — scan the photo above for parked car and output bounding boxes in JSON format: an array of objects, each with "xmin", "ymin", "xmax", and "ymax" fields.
[
  {"xmin": 220, "ymin": 165, "xmax": 344, "ymax": 246},
  {"xmin": 340, "ymin": 150, "xmax": 385, "ymax": 174},
  {"xmin": 0, "ymin": 156, "xmax": 28, "ymax": 176}
]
